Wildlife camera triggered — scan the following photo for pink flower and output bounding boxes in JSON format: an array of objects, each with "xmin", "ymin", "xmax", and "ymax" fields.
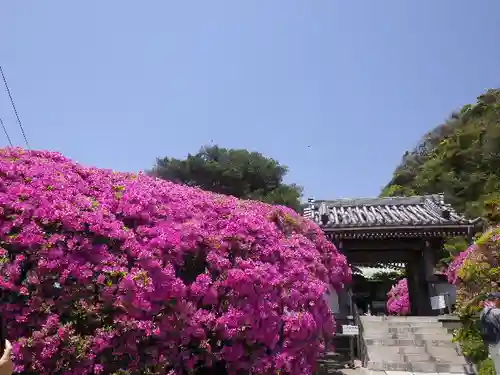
[
  {"xmin": 446, "ymin": 244, "xmax": 476, "ymax": 284},
  {"xmin": 386, "ymin": 278, "xmax": 410, "ymax": 315},
  {"xmin": 0, "ymin": 147, "xmax": 351, "ymax": 375}
]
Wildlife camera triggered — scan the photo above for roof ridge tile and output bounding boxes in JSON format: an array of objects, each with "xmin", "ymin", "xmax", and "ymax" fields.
[{"xmin": 304, "ymin": 194, "xmax": 479, "ymax": 238}]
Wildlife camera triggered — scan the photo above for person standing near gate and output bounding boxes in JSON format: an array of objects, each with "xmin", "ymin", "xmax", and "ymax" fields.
[{"xmin": 480, "ymin": 292, "xmax": 500, "ymax": 373}]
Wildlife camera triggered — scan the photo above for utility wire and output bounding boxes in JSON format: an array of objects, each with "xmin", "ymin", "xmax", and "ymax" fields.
[
  {"xmin": 0, "ymin": 66, "xmax": 30, "ymax": 148},
  {"xmin": 0, "ymin": 117, "xmax": 13, "ymax": 147}
]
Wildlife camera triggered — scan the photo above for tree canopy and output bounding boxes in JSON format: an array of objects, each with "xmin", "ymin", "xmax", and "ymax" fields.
[{"xmin": 150, "ymin": 145, "xmax": 303, "ymax": 212}]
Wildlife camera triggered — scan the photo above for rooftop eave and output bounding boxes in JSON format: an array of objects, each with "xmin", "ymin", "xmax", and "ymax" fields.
[{"xmin": 319, "ymin": 220, "xmax": 481, "ymax": 233}]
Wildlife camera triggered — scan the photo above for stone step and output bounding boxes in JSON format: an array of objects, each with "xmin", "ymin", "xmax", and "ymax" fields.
[
  {"xmin": 368, "ymin": 346, "xmax": 464, "ymax": 356},
  {"xmin": 366, "ymin": 326, "xmax": 447, "ymax": 334},
  {"xmin": 364, "ymin": 334, "xmax": 453, "ymax": 341},
  {"xmin": 363, "ymin": 332, "xmax": 453, "ymax": 341},
  {"xmin": 366, "ymin": 352, "xmax": 467, "ymax": 364},
  {"xmin": 364, "ymin": 333, "xmax": 453, "ymax": 341},
  {"xmin": 361, "ymin": 316, "xmax": 471, "ymax": 373},
  {"xmin": 362, "ymin": 322, "xmax": 445, "ymax": 328},
  {"xmin": 367, "ymin": 344, "xmax": 462, "ymax": 356},
  {"xmin": 361, "ymin": 316, "xmax": 441, "ymax": 323},
  {"xmin": 363, "ymin": 325, "xmax": 447, "ymax": 331},
  {"xmin": 361, "ymin": 317, "xmax": 442, "ymax": 322},
  {"xmin": 365, "ymin": 338, "xmax": 457, "ymax": 347},
  {"xmin": 366, "ymin": 360, "xmax": 473, "ymax": 373}
]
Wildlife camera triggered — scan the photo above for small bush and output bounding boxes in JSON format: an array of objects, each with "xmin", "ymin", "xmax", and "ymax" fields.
[
  {"xmin": 386, "ymin": 278, "xmax": 410, "ymax": 315},
  {"xmin": 478, "ymin": 358, "xmax": 496, "ymax": 375}
]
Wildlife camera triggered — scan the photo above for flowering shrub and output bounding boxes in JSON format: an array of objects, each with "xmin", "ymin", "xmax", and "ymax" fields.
[
  {"xmin": 447, "ymin": 227, "xmax": 500, "ymax": 375},
  {"xmin": 386, "ymin": 278, "xmax": 410, "ymax": 315},
  {"xmin": 446, "ymin": 243, "xmax": 476, "ymax": 285},
  {"xmin": 450, "ymin": 227, "xmax": 500, "ymax": 318},
  {"xmin": 0, "ymin": 148, "xmax": 351, "ymax": 375}
]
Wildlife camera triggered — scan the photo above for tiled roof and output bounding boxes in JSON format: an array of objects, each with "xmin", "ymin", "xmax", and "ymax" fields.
[{"xmin": 304, "ymin": 194, "xmax": 479, "ymax": 231}]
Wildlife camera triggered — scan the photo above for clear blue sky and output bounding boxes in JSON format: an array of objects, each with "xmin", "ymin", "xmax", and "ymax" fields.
[{"xmin": 1, "ymin": 1, "xmax": 499, "ymax": 200}]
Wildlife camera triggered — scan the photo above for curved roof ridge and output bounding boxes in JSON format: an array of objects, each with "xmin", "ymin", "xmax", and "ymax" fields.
[
  {"xmin": 310, "ymin": 195, "xmax": 439, "ymax": 207},
  {"xmin": 304, "ymin": 194, "xmax": 481, "ymax": 237}
]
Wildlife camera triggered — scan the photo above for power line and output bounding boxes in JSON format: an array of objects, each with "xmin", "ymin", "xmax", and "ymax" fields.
[
  {"xmin": 0, "ymin": 117, "xmax": 13, "ymax": 147},
  {"xmin": 0, "ymin": 66, "xmax": 30, "ymax": 148}
]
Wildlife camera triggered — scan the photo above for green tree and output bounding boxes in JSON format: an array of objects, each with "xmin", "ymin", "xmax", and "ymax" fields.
[{"xmin": 150, "ymin": 145, "xmax": 303, "ymax": 211}]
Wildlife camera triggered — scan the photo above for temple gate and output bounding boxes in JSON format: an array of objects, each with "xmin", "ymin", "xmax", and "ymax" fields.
[{"xmin": 304, "ymin": 194, "xmax": 481, "ymax": 316}]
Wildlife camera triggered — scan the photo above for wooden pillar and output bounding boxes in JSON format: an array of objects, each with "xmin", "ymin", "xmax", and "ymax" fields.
[
  {"xmin": 417, "ymin": 248, "xmax": 432, "ymax": 315},
  {"xmin": 423, "ymin": 241, "xmax": 436, "ymax": 282},
  {"xmin": 406, "ymin": 261, "xmax": 419, "ymax": 316},
  {"xmin": 424, "ymin": 239, "xmax": 443, "ymax": 316},
  {"xmin": 335, "ymin": 239, "xmax": 351, "ymax": 317},
  {"xmin": 406, "ymin": 250, "xmax": 432, "ymax": 316}
]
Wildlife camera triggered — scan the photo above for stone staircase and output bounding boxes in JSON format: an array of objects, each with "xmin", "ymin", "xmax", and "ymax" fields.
[{"xmin": 360, "ymin": 316, "xmax": 474, "ymax": 374}]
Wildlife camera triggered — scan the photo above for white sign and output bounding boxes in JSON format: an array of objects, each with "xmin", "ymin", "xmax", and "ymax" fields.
[
  {"xmin": 431, "ymin": 295, "xmax": 446, "ymax": 310},
  {"xmin": 342, "ymin": 325, "xmax": 359, "ymax": 336}
]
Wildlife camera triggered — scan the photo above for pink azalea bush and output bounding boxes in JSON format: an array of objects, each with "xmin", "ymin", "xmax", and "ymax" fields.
[
  {"xmin": 446, "ymin": 225, "xmax": 500, "ymax": 285},
  {"xmin": 386, "ymin": 278, "xmax": 410, "ymax": 315},
  {"xmin": 447, "ymin": 227, "xmax": 500, "ymax": 317},
  {"xmin": 446, "ymin": 243, "xmax": 477, "ymax": 284},
  {"xmin": 0, "ymin": 148, "xmax": 351, "ymax": 375},
  {"xmin": 445, "ymin": 227, "xmax": 500, "ymax": 371}
]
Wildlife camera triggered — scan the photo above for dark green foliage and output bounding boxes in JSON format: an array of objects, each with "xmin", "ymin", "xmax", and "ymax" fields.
[
  {"xmin": 478, "ymin": 358, "xmax": 495, "ymax": 375},
  {"xmin": 150, "ymin": 145, "xmax": 303, "ymax": 212},
  {"xmin": 381, "ymin": 88, "xmax": 500, "ymax": 224},
  {"xmin": 453, "ymin": 323, "xmax": 489, "ymax": 365},
  {"xmin": 439, "ymin": 237, "xmax": 470, "ymax": 267},
  {"xmin": 368, "ymin": 270, "xmax": 404, "ymax": 283}
]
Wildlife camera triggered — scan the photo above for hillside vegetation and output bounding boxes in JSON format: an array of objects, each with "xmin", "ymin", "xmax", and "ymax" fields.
[
  {"xmin": 381, "ymin": 89, "xmax": 500, "ymax": 224},
  {"xmin": 382, "ymin": 90, "xmax": 500, "ymax": 374}
]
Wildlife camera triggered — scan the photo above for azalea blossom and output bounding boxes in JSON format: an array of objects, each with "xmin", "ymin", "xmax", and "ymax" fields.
[
  {"xmin": 0, "ymin": 148, "xmax": 351, "ymax": 375},
  {"xmin": 386, "ymin": 278, "xmax": 410, "ymax": 315},
  {"xmin": 446, "ymin": 244, "xmax": 476, "ymax": 284}
]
